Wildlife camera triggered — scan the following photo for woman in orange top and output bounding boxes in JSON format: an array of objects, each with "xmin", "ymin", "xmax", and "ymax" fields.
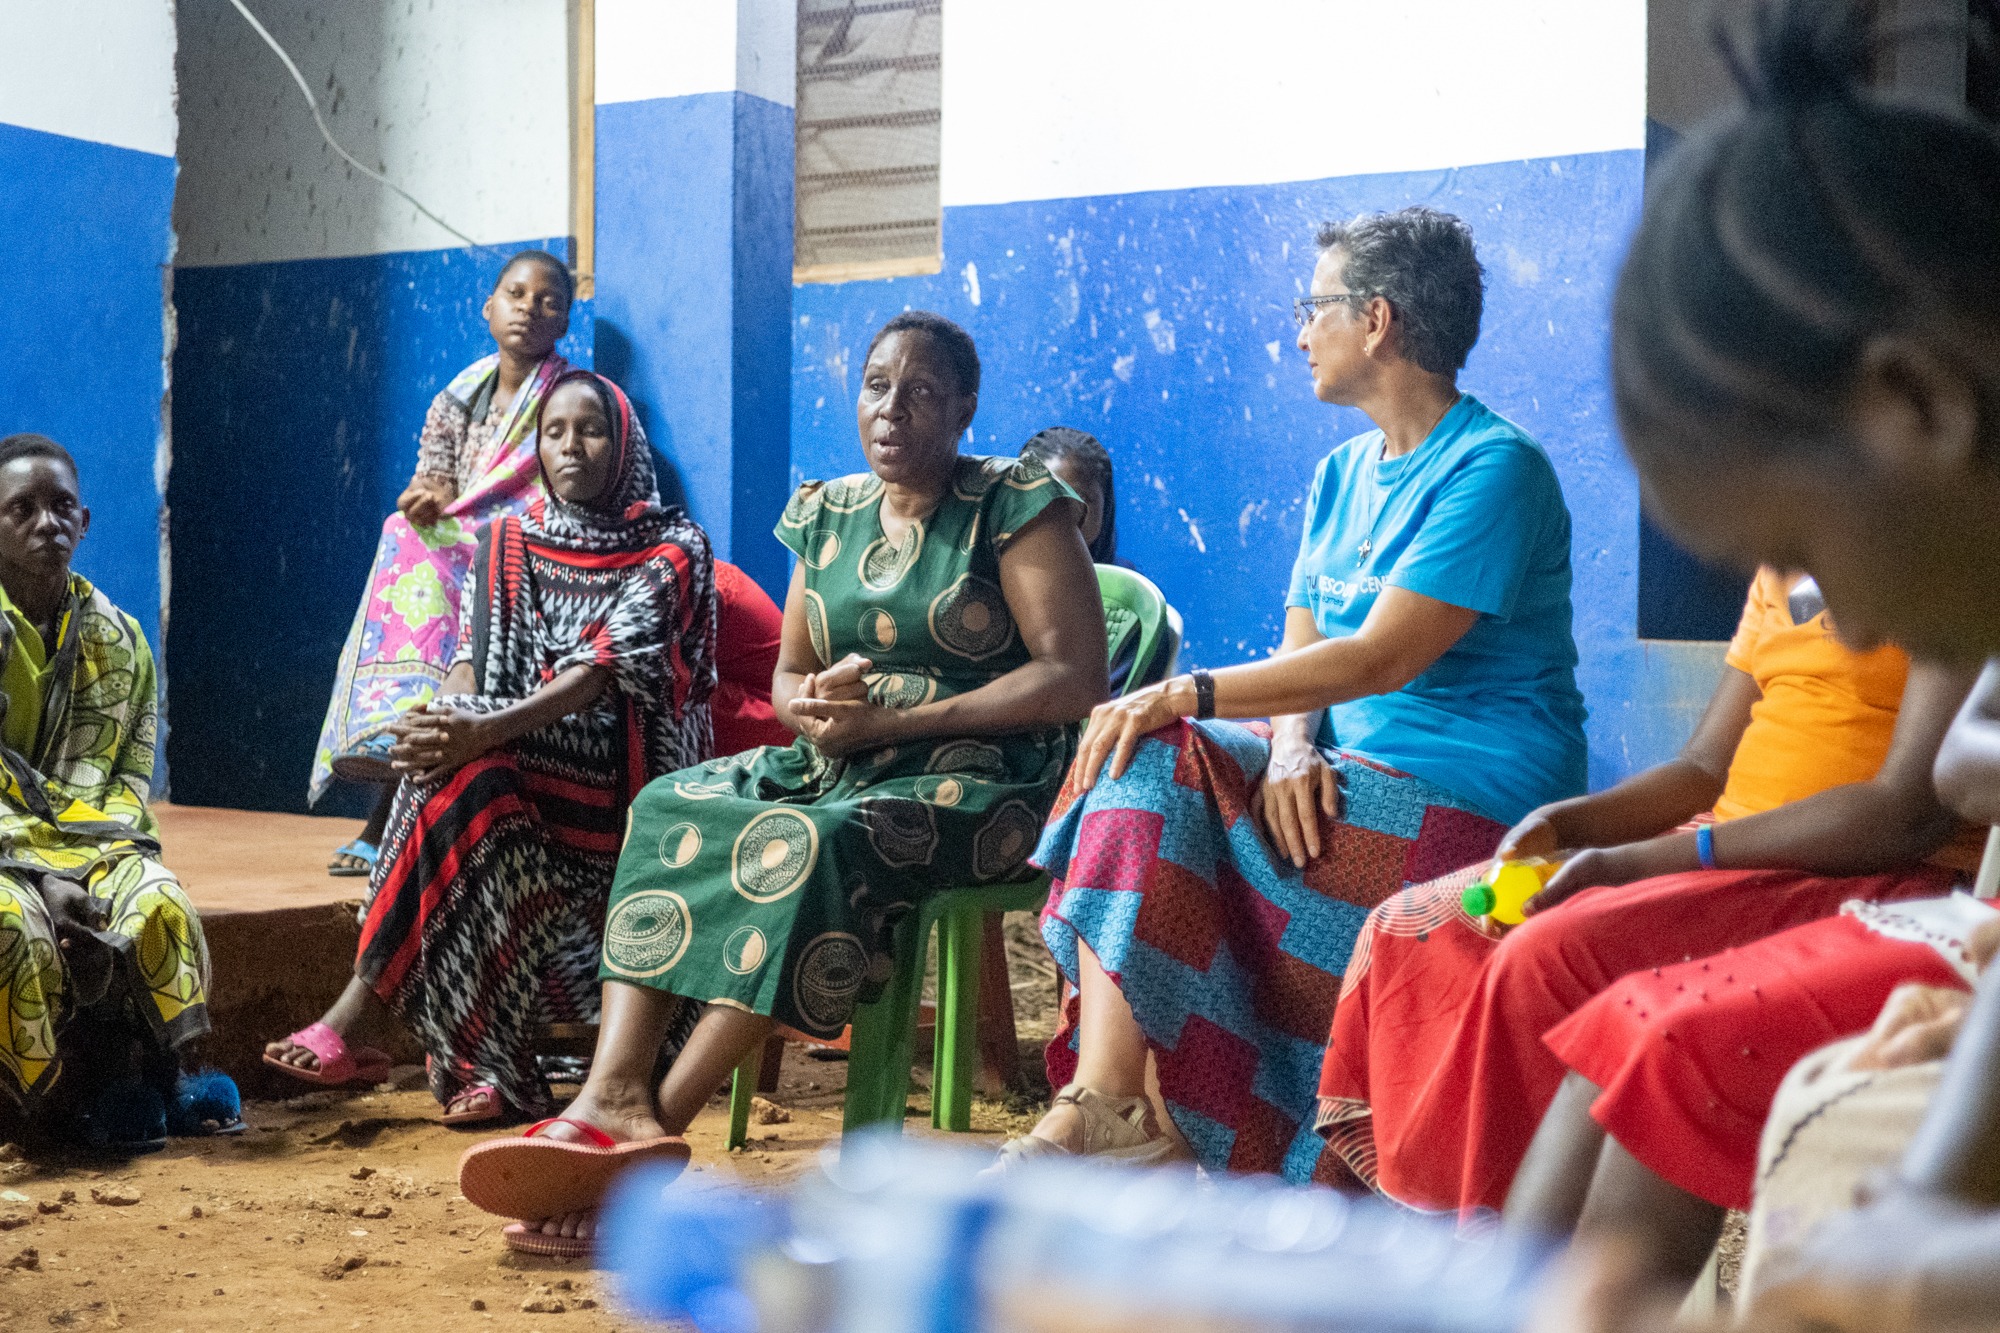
[{"xmin": 1314, "ymin": 568, "xmax": 1979, "ymax": 1215}]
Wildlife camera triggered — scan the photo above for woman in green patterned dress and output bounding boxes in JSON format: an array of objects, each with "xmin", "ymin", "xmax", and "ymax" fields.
[{"xmin": 459, "ymin": 312, "xmax": 1108, "ymax": 1253}]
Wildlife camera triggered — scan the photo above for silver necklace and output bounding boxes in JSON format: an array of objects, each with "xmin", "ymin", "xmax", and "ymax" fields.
[{"xmin": 1357, "ymin": 395, "xmax": 1459, "ymax": 566}]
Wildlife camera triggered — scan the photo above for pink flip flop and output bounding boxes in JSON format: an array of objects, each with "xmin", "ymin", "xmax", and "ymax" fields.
[
  {"xmin": 457, "ymin": 1118, "xmax": 690, "ymax": 1221},
  {"xmin": 502, "ymin": 1219, "xmax": 592, "ymax": 1259},
  {"xmin": 261, "ymin": 1022, "xmax": 394, "ymax": 1087}
]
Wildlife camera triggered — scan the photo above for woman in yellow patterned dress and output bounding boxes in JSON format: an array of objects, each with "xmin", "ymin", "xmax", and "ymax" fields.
[
  {"xmin": 459, "ymin": 312, "xmax": 1108, "ymax": 1255},
  {"xmin": 0, "ymin": 435, "xmax": 208, "ymax": 1146}
]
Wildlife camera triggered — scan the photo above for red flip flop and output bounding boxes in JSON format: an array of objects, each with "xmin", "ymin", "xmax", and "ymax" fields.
[
  {"xmin": 261, "ymin": 1022, "xmax": 394, "ymax": 1087},
  {"xmin": 503, "ymin": 1219, "xmax": 592, "ymax": 1259},
  {"xmin": 457, "ymin": 1118, "xmax": 689, "ymax": 1221}
]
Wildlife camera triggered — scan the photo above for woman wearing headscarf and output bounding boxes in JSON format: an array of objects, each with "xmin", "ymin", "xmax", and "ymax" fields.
[
  {"xmin": 267, "ymin": 371, "xmax": 717, "ymax": 1124},
  {"xmin": 313, "ymin": 251, "xmax": 576, "ymax": 876}
]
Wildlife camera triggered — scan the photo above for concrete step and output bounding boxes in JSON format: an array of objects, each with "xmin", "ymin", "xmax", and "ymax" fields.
[{"xmin": 155, "ymin": 803, "xmax": 424, "ymax": 1097}]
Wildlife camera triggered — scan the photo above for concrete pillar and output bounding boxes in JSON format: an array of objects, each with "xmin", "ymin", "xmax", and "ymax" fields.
[{"xmin": 593, "ymin": 0, "xmax": 795, "ymax": 596}]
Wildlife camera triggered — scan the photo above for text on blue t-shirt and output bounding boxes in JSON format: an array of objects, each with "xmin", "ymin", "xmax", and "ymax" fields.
[{"xmin": 1285, "ymin": 394, "xmax": 1587, "ymax": 823}]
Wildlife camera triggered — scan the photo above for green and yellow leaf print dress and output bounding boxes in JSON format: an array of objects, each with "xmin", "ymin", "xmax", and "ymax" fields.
[
  {"xmin": 600, "ymin": 454, "xmax": 1081, "ymax": 1038},
  {"xmin": 0, "ymin": 574, "xmax": 208, "ymax": 1108}
]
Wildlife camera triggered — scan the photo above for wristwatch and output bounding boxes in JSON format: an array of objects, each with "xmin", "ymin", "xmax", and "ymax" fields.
[{"xmin": 1189, "ymin": 668, "xmax": 1216, "ymax": 721}]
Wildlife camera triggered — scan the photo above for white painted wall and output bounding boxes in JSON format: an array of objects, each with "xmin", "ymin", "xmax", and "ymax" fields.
[
  {"xmin": 596, "ymin": 0, "xmax": 795, "ymax": 107},
  {"xmin": 0, "ymin": 0, "xmax": 177, "ymax": 157},
  {"xmin": 174, "ymin": 0, "xmax": 572, "ymax": 267},
  {"xmin": 941, "ymin": 0, "xmax": 1645, "ymax": 207},
  {"xmin": 1649, "ymin": 0, "xmax": 1750, "ymax": 134}
]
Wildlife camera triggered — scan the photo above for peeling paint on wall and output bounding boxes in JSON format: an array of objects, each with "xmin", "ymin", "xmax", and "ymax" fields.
[{"xmin": 795, "ymin": 151, "xmax": 1657, "ymax": 789}]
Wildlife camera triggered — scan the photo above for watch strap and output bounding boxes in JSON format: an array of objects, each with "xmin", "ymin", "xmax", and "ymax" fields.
[{"xmin": 1190, "ymin": 668, "xmax": 1216, "ymax": 721}]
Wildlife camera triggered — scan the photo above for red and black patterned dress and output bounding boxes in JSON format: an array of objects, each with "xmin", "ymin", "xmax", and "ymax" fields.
[{"xmin": 356, "ymin": 372, "xmax": 717, "ymax": 1115}]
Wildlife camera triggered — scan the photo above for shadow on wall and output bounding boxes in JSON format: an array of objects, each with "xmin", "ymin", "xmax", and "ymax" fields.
[
  {"xmin": 595, "ymin": 318, "xmax": 689, "ymax": 513},
  {"xmin": 166, "ymin": 244, "xmax": 592, "ymax": 817}
]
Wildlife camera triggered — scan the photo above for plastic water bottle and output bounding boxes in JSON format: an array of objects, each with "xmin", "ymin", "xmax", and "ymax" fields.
[
  {"xmin": 600, "ymin": 1134, "xmax": 1553, "ymax": 1333},
  {"xmin": 1461, "ymin": 858, "xmax": 1563, "ymax": 927}
]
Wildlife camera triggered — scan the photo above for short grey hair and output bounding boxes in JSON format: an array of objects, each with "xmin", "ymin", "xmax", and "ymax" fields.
[{"xmin": 1314, "ymin": 207, "xmax": 1485, "ymax": 375}]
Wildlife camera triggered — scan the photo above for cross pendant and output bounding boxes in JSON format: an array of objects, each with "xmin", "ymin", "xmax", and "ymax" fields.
[{"xmin": 1356, "ymin": 538, "xmax": 1372, "ymax": 566}]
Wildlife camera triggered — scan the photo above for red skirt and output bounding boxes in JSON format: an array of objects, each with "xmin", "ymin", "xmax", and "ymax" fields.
[
  {"xmin": 1544, "ymin": 910, "xmax": 1969, "ymax": 1211},
  {"xmin": 1316, "ymin": 863, "xmax": 1956, "ymax": 1216}
]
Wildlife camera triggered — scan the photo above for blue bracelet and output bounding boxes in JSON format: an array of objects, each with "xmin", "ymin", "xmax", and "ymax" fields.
[{"xmin": 1696, "ymin": 823, "xmax": 1717, "ymax": 871}]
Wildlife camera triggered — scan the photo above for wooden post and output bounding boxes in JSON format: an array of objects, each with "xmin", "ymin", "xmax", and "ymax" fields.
[
  {"xmin": 976, "ymin": 911, "xmax": 1022, "ymax": 1094},
  {"xmin": 570, "ymin": 0, "xmax": 595, "ymax": 297},
  {"xmin": 756, "ymin": 1032, "xmax": 785, "ymax": 1094}
]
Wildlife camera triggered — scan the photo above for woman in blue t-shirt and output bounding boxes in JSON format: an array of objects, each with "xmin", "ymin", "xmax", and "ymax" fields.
[{"xmin": 1004, "ymin": 207, "xmax": 1588, "ymax": 1181}]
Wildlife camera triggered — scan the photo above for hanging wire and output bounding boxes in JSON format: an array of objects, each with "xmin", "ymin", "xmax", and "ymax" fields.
[{"xmin": 227, "ymin": 0, "xmax": 486, "ymax": 251}]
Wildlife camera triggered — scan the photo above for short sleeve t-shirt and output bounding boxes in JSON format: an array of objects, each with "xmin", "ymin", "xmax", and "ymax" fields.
[
  {"xmin": 1713, "ymin": 569, "xmax": 1911, "ymax": 821},
  {"xmin": 1285, "ymin": 394, "xmax": 1586, "ymax": 823},
  {"xmin": 1712, "ymin": 570, "xmax": 1985, "ymax": 870}
]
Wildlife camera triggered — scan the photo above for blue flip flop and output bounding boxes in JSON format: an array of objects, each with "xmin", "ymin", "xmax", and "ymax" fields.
[
  {"xmin": 168, "ymin": 1068, "xmax": 246, "ymax": 1137},
  {"xmin": 330, "ymin": 733, "xmax": 398, "ymax": 784},
  {"xmin": 328, "ymin": 838, "xmax": 379, "ymax": 878}
]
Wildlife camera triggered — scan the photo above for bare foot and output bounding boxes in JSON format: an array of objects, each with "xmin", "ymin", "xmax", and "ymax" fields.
[
  {"xmin": 263, "ymin": 1034, "xmax": 328, "ymax": 1073},
  {"xmin": 518, "ymin": 1210, "xmax": 594, "ymax": 1241},
  {"xmin": 537, "ymin": 1076, "xmax": 666, "ymax": 1146},
  {"xmin": 327, "ymin": 846, "xmax": 374, "ymax": 875},
  {"xmin": 443, "ymin": 1085, "xmax": 503, "ymax": 1123}
]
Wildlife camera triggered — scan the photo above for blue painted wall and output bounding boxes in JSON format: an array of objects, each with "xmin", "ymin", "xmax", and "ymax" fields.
[
  {"xmin": 0, "ymin": 122, "xmax": 174, "ymax": 654},
  {"xmin": 728, "ymin": 92, "xmax": 797, "ymax": 598},
  {"xmin": 595, "ymin": 91, "xmax": 794, "ymax": 599},
  {"xmin": 793, "ymin": 151, "xmax": 1657, "ymax": 790},
  {"xmin": 166, "ymin": 239, "xmax": 592, "ymax": 813}
]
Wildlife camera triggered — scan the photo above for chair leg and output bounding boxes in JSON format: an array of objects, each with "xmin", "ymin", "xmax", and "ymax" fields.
[
  {"xmin": 726, "ymin": 1041, "xmax": 760, "ymax": 1151},
  {"xmin": 932, "ymin": 904, "xmax": 982, "ymax": 1131},
  {"xmin": 976, "ymin": 911, "xmax": 1021, "ymax": 1094},
  {"xmin": 756, "ymin": 1032, "xmax": 786, "ymax": 1094},
  {"xmin": 843, "ymin": 908, "xmax": 933, "ymax": 1138}
]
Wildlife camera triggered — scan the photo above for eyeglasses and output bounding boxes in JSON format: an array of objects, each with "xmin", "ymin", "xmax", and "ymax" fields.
[{"xmin": 1292, "ymin": 293, "xmax": 1372, "ymax": 328}]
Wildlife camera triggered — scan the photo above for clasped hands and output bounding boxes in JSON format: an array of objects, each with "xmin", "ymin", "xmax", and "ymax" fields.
[
  {"xmin": 396, "ymin": 475, "xmax": 456, "ymax": 527},
  {"xmin": 388, "ymin": 701, "xmax": 494, "ymax": 783},
  {"xmin": 790, "ymin": 653, "xmax": 901, "ymax": 758}
]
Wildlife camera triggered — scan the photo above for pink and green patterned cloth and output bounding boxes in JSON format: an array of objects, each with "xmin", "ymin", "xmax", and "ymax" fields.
[{"xmin": 309, "ymin": 353, "xmax": 569, "ymax": 803}]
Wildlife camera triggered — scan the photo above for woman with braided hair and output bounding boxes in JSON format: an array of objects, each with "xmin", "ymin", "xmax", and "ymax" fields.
[{"xmin": 1520, "ymin": 2, "xmax": 2000, "ymax": 1327}]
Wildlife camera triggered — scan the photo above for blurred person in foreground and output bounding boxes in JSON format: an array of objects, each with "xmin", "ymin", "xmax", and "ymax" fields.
[{"xmin": 1530, "ymin": 1, "xmax": 2000, "ymax": 1328}]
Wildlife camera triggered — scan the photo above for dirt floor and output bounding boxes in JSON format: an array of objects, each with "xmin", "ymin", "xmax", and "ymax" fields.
[
  {"xmin": 0, "ymin": 908, "xmax": 1752, "ymax": 1328},
  {"xmin": 0, "ymin": 1047, "xmax": 1049, "ymax": 1333},
  {"xmin": 0, "ymin": 917, "xmax": 1060, "ymax": 1333}
]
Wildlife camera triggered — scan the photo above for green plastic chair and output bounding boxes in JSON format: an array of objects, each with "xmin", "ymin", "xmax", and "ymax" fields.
[
  {"xmin": 1097, "ymin": 564, "xmax": 1181, "ymax": 690},
  {"xmin": 727, "ymin": 563, "xmax": 1184, "ymax": 1146}
]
